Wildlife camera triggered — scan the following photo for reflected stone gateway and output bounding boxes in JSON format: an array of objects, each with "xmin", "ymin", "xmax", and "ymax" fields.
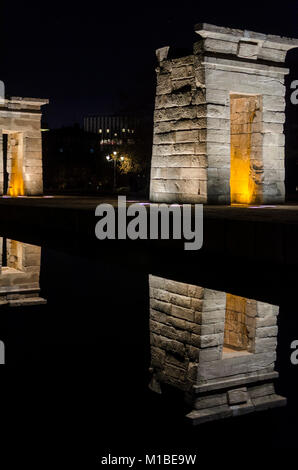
[
  {"xmin": 149, "ymin": 275, "xmax": 286, "ymax": 424},
  {"xmin": 0, "ymin": 97, "xmax": 48, "ymax": 196},
  {"xmin": 0, "ymin": 238, "xmax": 46, "ymax": 307},
  {"xmin": 150, "ymin": 23, "xmax": 298, "ymax": 204}
]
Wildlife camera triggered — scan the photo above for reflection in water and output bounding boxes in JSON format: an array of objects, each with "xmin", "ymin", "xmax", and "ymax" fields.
[
  {"xmin": 0, "ymin": 239, "xmax": 288, "ymax": 428},
  {"xmin": 0, "ymin": 238, "xmax": 46, "ymax": 307},
  {"xmin": 149, "ymin": 275, "xmax": 286, "ymax": 424},
  {"xmin": 0, "ymin": 234, "xmax": 295, "ymax": 455}
]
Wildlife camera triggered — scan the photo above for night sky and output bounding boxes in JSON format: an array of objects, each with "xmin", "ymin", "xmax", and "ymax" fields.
[{"xmin": 2, "ymin": 1, "xmax": 298, "ymax": 128}]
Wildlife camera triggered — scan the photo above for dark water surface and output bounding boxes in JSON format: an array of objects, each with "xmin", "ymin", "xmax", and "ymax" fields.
[{"xmin": 0, "ymin": 234, "xmax": 297, "ymax": 466}]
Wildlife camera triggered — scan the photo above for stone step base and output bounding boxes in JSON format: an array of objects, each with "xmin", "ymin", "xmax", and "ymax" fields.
[
  {"xmin": 186, "ymin": 394, "xmax": 286, "ymax": 425},
  {"xmin": 8, "ymin": 297, "xmax": 47, "ymax": 307}
]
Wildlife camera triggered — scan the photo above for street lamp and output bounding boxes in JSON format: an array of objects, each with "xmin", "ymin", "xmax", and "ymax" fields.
[{"xmin": 105, "ymin": 151, "xmax": 125, "ymax": 191}]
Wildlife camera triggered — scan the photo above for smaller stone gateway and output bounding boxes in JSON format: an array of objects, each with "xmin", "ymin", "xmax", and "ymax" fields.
[
  {"xmin": 0, "ymin": 96, "xmax": 48, "ymax": 196},
  {"xmin": 150, "ymin": 23, "xmax": 298, "ymax": 204},
  {"xmin": 149, "ymin": 275, "xmax": 285, "ymax": 424},
  {"xmin": 0, "ymin": 238, "xmax": 46, "ymax": 307}
]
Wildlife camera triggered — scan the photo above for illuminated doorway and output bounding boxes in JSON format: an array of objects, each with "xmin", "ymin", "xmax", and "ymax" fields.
[
  {"xmin": 4, "ymin": 132, "xmax": 25, "ymax": 197},
  {"xmin": 2, "ymin": 134, "xmax": 9, "ymax": 194},
  {"xmin": 2, "ymin": 132, "xmax": 25, "ymax": 196},
  {"xmin": 230, "ymin": 94, "xmax": 263, "ymax": 204},
  {"xmin": 223, "ymin": 293, "xmax": 256, "ymax": 356}
]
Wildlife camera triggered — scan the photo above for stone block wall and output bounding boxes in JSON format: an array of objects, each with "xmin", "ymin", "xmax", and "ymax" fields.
[
  {"xmin": 149, "ymin": 274, "xmax": 284, "ymax": 423},
  {"xmin": 202, "ymin": 56, "xmax": 287, "ymax": 204},
  {"xmin": 0, "ymin": 131, "xmax": 3, "ymax": 194},
  {"xmin": 0, "ymin": 97, "xmax": 48, "ymax": 196},
  {"xmin": 150, "ymin": 53, "xmax": 207, "ymax": 203},
  {"xmin": 150, "ymin": 23, "xmax": 298, "ymax": 204},
  {"xmin": 149, "ymin": 274, "xmax": 207, "ymax": 392},
  {"xmin": 0, "ymin": 239, "xmax": 46, "ymax": 307}
]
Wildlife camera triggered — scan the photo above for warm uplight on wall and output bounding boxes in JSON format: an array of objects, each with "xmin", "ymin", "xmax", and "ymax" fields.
[
  {"xmin": 8, "ymin": 171, "xmax": 24, "ymax": 197},
  {"xmin": 230, "ymin": 94, "xmax": 262, "ymax": 205},
  {"xmin": 8, "ymin": 134, "xmax": 25, "ymax": 197}
]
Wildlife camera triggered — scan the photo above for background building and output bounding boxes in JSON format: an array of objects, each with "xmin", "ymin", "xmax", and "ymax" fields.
[
  {"xmin": 42, "ymin": 113, "xmax": 153, "ymax": 195},
  {"xmin": 83, "ymin": 115, "xmax": 139, "ymax": 147}
]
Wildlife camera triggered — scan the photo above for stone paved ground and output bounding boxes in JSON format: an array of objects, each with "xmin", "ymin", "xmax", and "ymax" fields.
[{"xmin": 0, "ymin": 195, "xmax": 298, "ymax": 223}]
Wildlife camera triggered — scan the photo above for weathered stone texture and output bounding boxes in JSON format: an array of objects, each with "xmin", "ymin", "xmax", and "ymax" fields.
[
  {"xmin": 150, "ymin": 23, "xmax": 298, "ymax": 204},
  {"xmin": 150, "ymin": 52, "xmax": 207, "ymax": 204},
  {"xmin": 149, "ymin": 274, "xmax": 285, "ymax": 423},
  {"xmin": 0, "ymin": 239, "xmax": 46, "ymax": 306},
  {"xmin": 0, "ymin": 97, "xmax": 48, "ymax": 196}
]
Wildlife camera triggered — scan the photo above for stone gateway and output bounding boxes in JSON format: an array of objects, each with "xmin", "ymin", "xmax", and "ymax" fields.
[
  {"xmin": 150, "ymin": 23, "xmax": 298, "ymax": 204},
  {"xmin": 0, "ymin": 96, "xmax": 48, "ymax": 196},
  {"xmin": 149, "ymin": 275, "xmax": 286, "ymax": 424}
]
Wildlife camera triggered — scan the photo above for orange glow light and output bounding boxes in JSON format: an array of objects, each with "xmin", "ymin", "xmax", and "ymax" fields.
[
  {"xmin": 7, "ymin": 134, "xmax": 24, "ymax": 197},
  {"xmin": 230, "ymin": 95, "xmax": 262, "ymax": 205}
]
